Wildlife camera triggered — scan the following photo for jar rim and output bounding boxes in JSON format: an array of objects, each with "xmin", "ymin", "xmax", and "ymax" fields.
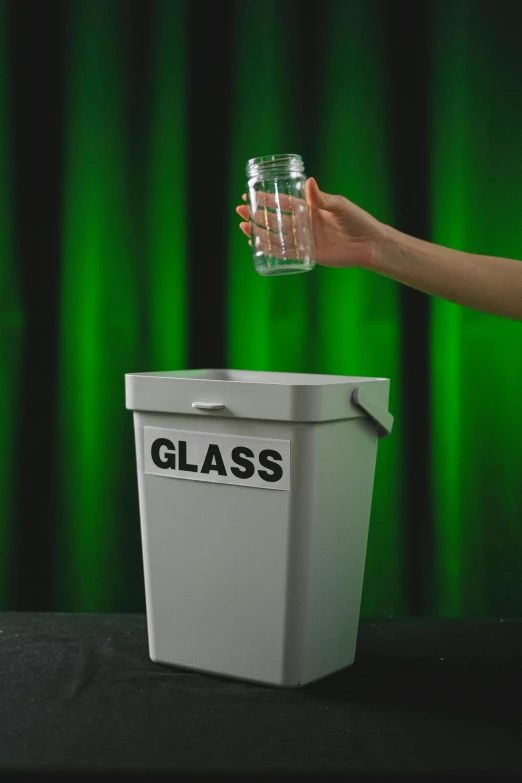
[
  {"xmin": 247, "ymin": 153, "xmax": 302, "ymax": 166},
  {"xmin": 246, "ymin": 153, "xmax": 305, "ymax": 177}
]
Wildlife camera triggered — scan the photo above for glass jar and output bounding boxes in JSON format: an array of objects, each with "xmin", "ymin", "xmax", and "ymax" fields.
[{"xmin": 245, "ymin": 154, "xmax": 316, "ymax": 276}]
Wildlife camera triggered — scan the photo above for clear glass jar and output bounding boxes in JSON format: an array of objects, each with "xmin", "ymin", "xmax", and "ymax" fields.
[{"xmin": 245, "ymin": 154, "xmax": 316, "ymax": 276}]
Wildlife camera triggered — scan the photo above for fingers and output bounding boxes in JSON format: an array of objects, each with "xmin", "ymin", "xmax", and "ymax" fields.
[
  {"xmin": 251, "ymin": 207, "xmax": 300, "ymax": 234},
  {"xmin": 237, "ymin": 202, "xmax": 304, "ymax": 234},
  {"xmin": 236, "ymin": 205, "xmax": 249, "ymax": 220},
  {"xmin": 306, "ymin": 177, "xmax": 347, "ymax": 214},
  {"xmin": 241, "ymin": 179, "xmax": 346, "ymax": 219},
  {"xmin": 238, "ymin": 215, "xmax": 308, "ymax": 261},
  {"xmin": 237, "ymin": 201, "xmax": 292, "ymax": 226},
  {"xmin": 305, "ymin": 177, "xmax": 321, "ymax": 207},
  {"xmin": 237, "ymin": 203, "xmax": 284, "ymax": 235},
  {"xmin": 236, "ymin": 185, "xmax": 313, "ymax": 259},
  {"xmin": 250, "ymin": 219, "xmax": 313, "ymax": 260},
  {"xmin": 251, "ymin": 231, "xmax": 304, "ymax": 261},
  {"xmin": 249, "ymin": 189, "xmax": 307, "ymax": 212},
  {"xmin": 237, "ymin": 187, "xmax": 308, "ymax": 224}
]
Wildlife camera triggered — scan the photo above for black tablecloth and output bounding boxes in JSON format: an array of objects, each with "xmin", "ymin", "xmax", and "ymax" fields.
[{"xmin": 1, "ymin": 612, "xmax": 521, "ymax": 780}]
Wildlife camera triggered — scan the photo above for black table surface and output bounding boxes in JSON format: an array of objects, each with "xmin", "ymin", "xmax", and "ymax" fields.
[{"xmin": 1, "ymin": 612, "xmax": 521, "ymax": 780}]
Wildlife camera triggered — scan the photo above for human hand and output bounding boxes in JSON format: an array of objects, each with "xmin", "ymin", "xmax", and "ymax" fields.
[{"xmin": 235, "ymin": 177, "xmax": 388, "ymax": 270}]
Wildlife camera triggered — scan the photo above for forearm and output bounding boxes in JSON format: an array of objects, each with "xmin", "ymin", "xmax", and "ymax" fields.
[{"xmin": 372, "ymin": 225, "xmax": 522, "ymax": 321}]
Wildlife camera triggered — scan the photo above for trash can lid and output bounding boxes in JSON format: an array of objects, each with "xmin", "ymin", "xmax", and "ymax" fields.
[{"xmin": 125, "ymin": 369, "xmax": 392, "ymax": 432}]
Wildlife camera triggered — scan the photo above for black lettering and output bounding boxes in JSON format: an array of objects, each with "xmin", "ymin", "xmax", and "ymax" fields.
[
  {"xmin": 151, "ymin": 438, "xmax": 176, "ymax": 469},
  {"xmin": 231, "ymin": 446, "xmax": 255, "ymax": 479},
  {"xmin": 258, "ymin": 449, "xmax": 283, "ymax": 483},
  {"xmin": 179, "ymin": 440, "xmax": 198, "ymax": 472},
  {"xmin": 201, "ymin": 444, "xmax": 227, "ymax": 476}
]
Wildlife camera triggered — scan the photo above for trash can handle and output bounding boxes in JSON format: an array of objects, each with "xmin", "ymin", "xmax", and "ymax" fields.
[
  {"xmin": 352, "ymin": 387, "xmax": 394, "ymax": 438},
  {"xmin": 192, "ymin": 401, "xmax": 225, "ymax": 411}
]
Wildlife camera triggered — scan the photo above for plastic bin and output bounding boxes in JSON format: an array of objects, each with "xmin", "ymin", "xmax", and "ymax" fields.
[{"xmin": 125, "ymin": 369, "xmax": 394, "ymax": 687}]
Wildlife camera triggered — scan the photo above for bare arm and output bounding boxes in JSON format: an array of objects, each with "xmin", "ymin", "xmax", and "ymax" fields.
[
  {"xmin": 375, "ymin": 225, "xmax": 522, "ymax": 321},
  {"xmin": 236, "ymin": 177, "xmax": 522, "ymax": 322}
]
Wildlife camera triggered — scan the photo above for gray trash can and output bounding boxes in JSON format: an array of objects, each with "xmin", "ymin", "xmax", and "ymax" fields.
[{"xmin": 125, "ymin": 369, "xmax": 394, "ymax": 687}]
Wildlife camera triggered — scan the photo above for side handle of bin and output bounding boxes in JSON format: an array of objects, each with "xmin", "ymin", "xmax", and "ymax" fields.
[{"xmin": 352, "ymin": 386, "xmax": 394, "ymax": 438}]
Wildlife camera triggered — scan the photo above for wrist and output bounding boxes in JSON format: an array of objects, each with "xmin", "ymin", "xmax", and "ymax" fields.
[
  {"xmin": 363, "ymin": 221, "xmax": 397, "ymax": 273},
  {"xmin": 369, "ymin": 222, "xmax": 411, "ymax": 276}
]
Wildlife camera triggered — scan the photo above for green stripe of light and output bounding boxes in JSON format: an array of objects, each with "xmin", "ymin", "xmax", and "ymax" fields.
[
  {"xmin": 431, "ymin": 0, "xmax": 522, "ymax": 616},
  {"xmin": 314, "ymin": 0, "xmax": 404, "ymax": 616},
  {"xmin": 227, "ymin": 0, "xmax": 310, "ymax": 372},
  {"xmin": 0, "ymin": 1, "xmax": 24, "ymax": 607},
  {"xmin": 146, "ymin": 0, "xmax": 186, "ymax": 371},
  {"xmin": 57, "ymin": 0, "xmax": 138, "ymax": 610}
]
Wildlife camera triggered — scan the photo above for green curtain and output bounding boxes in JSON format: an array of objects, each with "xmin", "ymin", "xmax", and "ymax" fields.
[
  {"xmin": 430, "ymin": 0, "xmax": 522, "ymax": 616},
  {"xmin": 56, "ymin": 0, "xmax": 187, "ymax": 610},
  {"xmin": 1, "ymin": 0, "xmax": 521, "ymax": 616},
  {"xmin": 57, "ymin": 0, "xmax": 139, "ymax": 609},
  {"xmin": 226, "ymin": 1, "xmax": 405, "ymax": 616},
  {"xmin": 312, "ymin": 0, "xmax": 405, "ymax": 617}
]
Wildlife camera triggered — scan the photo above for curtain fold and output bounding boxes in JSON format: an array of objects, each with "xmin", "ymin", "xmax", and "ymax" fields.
[
  {"xmin": 430, "ymin": 0, "xmax": 522, "ymax": 616},
  {"xmin": 0, "ymin": 0, "xmax": 24, "ymax": 607},
  {"xmin": 57, "ymin": 0, "xmax": 139, "ymax": 609}
]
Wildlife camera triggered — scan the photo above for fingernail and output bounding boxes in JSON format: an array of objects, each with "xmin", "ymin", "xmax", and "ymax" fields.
[{"xmin": 242, "ymin": 194, "xmax": 247, "ymax": 201}]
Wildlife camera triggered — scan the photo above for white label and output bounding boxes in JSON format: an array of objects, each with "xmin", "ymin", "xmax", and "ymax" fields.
[{"xmin": 144, "ymin": 427, "xmax": 291, "ymax": 491}]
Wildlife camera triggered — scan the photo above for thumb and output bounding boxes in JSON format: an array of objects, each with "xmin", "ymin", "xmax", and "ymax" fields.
[{"xmin": 306, "ymin": 177, "xmax": 346, "ymax": 214}]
